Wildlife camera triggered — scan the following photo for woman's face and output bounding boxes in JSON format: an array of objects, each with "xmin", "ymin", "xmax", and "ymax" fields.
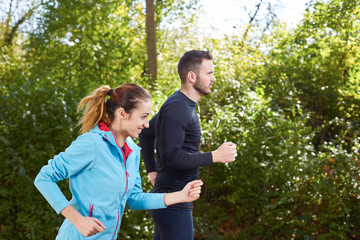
[{"xmin": 121, "ymin": 99, "xmax": 152, "ymax": 139}]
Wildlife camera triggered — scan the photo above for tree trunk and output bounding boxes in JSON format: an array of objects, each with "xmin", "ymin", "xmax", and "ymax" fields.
[{"xmin": 145, "ymin": 0, "xmax": 157, "ymax": 89}]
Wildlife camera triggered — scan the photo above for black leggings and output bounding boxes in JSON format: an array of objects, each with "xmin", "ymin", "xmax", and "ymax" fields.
[{"xmin": 150, "ymin": 208, "xmax": 193, "ymax": 240}]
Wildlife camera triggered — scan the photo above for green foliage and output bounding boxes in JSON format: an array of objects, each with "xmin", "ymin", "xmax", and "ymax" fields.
[
  {"xmin": 0, "ymin": 0, "xmax": 200, "ymax": 239},
  {"xmin": 1, "ymin": 42, "xmax": 76, "ymax": 238},
  {"xmin": 192, "ymin": 0, "xmax": 360, "ymax": 239},
  {"xmin": 1, "ymin": 0, "xmax": 360, "ymax": 239},
  {"xmin": 262, "ymin": 0, "xmax": 360, "ymax": 145}
]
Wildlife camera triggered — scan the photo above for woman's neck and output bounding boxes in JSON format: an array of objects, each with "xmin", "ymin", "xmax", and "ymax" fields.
[{"xmin": 108, "ymin": 125, "xmax": 126, "ymax": 147}]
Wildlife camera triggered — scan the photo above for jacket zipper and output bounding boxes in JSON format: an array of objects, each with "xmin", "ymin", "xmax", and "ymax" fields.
[
  {"xmin": 89, "ymin": 204, "xmax": 94, "ymax": 217},
  {"xmin": 111, "ymin": 210, "xmax": 120, "ymax": 240},
  {"xmin": 111, "ymin": 132, "xmax": 129, "ymax": 197},
  {"xmin": 123, "ymin": 153, "xmax": 129, "ymax": 197}
]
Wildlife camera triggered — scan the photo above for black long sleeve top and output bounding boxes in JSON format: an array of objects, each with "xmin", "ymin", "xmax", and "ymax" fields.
[{"xmin": 139, "ymin": 91, "xmax": 213, "ymax": 209}]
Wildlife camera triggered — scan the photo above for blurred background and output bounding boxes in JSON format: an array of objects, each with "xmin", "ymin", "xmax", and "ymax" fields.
[{"xmin": 1, "ymin": 0, "xmax": 359, "ymax": 239}]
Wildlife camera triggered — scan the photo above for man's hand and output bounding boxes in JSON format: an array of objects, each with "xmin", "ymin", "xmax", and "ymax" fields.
[
  {"xmin": 148, "ymin": 171, "xmax": 157, "ymax": 186},
  {"xmin": 212, "ymin": 142, "xmax": 237, "ymax": 163}
]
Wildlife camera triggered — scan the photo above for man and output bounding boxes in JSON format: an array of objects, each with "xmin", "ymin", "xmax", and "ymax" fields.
[{"xmin": 139, "ymin": 50, "xmax": 237, "ymax": 240}]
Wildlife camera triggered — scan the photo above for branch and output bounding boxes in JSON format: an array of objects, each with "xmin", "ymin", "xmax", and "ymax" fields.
[
  {"xmin": 260, "ymin": 2, "xmax": 278, "ymax": 37},
  {"xmin": 242, "ymin": 0, "xmax": 263, "ymax": 45},
  {"xmin": 5, "ymin": 1, "xmax": 43, "ymax": 45},
  {"xmin": 5, "ymin": 0, "xmax": 14, "ymax": 33}
]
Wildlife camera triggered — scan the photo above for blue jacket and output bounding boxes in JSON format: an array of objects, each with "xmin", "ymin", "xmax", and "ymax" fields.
[{"xmin": 34, "ymin": 123, "xmax": 166, "ymax": 239}]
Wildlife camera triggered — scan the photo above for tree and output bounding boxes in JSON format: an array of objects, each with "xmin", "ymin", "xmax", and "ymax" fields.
[
  {"xmin": 2, "ymin": 0, "xmax": 359, "ymax": 239},
  {"xmin": 262, "ymin": 0, "xmax": 360, "ymax": 145},
  {"xmin": 146, "ymin": 0, "xmax": 157, "ymax": 88},
  {"xmin": 192, "ymin": 0, "xmax": 360, "ymax": 238},
  {"xmin": 0, "ymin": 0, "xmax": 201, "ymax": 238},
  {"xmin": 0, "ymin": 0, "xmax": 43, "ymax": 46}
]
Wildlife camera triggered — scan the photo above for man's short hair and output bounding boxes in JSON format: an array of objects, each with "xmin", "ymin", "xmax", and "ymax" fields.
[{"xmin": 177, "ymin": 50, "xmax": 213, "ymax": 84}]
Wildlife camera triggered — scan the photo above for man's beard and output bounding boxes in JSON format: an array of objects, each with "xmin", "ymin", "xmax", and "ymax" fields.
[{"xmin": 194, "ymin": 78, "xmax": 211, "ymax": 96}]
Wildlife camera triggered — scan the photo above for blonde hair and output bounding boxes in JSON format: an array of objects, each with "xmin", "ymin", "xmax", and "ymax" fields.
[
  {"xmin": 77, "ymin": 85, "xmax": 111, "ymax": 134},
  {"xmin": 77, "ymin": 83, "xmax": 151, "ymax": 134}
]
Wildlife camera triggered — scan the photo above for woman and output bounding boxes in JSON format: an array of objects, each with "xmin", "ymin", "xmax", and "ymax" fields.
[{"xmin": 34, "ymin": 83, "xmax": 203, "ymax": 239}]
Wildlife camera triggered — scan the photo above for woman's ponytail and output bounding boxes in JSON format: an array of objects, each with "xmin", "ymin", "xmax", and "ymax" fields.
[{"xmin": 77, "ymin": 85, "xmax": 110, "ymax": 134}]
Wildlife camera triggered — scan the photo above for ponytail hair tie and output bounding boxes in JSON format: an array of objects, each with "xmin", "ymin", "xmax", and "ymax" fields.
[{"xmin": 107, "ymin": 89, "xmax": 114, "ymax": 96}]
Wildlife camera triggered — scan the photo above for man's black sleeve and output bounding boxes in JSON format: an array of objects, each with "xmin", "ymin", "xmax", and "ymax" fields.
[
  {"xmin": 158, "ymin": 101, "xmax": 213, "ymax": 170},
  {"xmin": 139, "ymin": 115, "xmax": 157, "ymax": 173}
]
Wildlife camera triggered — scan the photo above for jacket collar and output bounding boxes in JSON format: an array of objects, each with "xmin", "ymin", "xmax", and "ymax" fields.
[{"xmin": 91, "ymin": 122, "xmax": 140, "ymax": 154}]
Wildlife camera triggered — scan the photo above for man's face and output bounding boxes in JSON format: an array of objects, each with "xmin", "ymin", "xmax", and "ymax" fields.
[{"xmin": 193, "ymin": 59, "xmax": 216, "ymax": 96}]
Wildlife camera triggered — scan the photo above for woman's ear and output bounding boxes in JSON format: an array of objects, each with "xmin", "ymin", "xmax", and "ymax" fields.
[{"xmin": 115, "ymin": 107, "xmax": 127, "ymax": 119}]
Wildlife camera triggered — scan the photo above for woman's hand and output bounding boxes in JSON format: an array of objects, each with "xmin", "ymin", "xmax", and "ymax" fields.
[
  {"xmin": 163, "ymin": 180, "xmax": 203, "ymax": 206},
  {"xmin": 61, "ymin": 205, "xmax": 106, "ymax": 237},
  {"xmin": 181, "ymin": 180, "xmax": 203, "ymax": 202},
  {"xmin": 73, "ymin": 216, "xmax": 106, "ymax": 237}
]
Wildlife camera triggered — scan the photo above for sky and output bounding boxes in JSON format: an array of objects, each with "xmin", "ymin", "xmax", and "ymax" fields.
[
  {"xmin": 1, "ymin": 0, "xmax": 310, "ymax": 41},
  {"xmin": 199, "ymin": 0, "xmax": 310, "ymax": 38}
]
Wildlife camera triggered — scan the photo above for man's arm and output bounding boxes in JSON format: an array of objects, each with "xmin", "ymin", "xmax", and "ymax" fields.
[
  {"xmin": 158, "ymin": 101, "xmax": 213, "ymax": 170},
  {"xmin": 159, "ymin": 101, "xmax": 237, "ymax": 170},
  {"xmin": 139, "ymin": 115, "xmax": 157, "ymax": 174}
]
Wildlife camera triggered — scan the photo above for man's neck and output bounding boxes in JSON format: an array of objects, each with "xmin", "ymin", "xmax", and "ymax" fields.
[{"xmin": 180, "ymin": 85, "xmax": 202, "ymax": 103}]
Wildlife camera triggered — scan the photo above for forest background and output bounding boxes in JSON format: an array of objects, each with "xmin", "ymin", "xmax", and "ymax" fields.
[{"xmin": 1, "ymin": 0, "xmax": 360, "ymax": 239}]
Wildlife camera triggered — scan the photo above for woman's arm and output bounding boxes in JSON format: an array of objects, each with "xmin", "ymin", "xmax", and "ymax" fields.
[
  {"xmin": 34, "ymin": 134, "xmax": 96, "ymax": 214},
  {"xmin": 127, "ymin": 177, "xmax": 203, "ymax": 210},
  {"xmin": 127, "ymin": 156, "xmax": 203, "ymax": 210},
  {"xmin": 163, "ymin": 180, "xmax": 203, "ymax": 206},
  {"xmin": 61, "ymin": 205, "xmax": 106, "ymax": 237}
]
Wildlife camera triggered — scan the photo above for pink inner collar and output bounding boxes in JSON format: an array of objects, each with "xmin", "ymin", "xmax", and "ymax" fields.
[{"xmin": 98, "ymin": 122, "xmax": 132, "ymax": 160}]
